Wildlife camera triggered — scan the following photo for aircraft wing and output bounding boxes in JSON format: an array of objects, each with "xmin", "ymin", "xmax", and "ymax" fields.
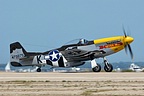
[{"xmin": 62, "ymin": 48, "xmax": 105, "ymax": 62}]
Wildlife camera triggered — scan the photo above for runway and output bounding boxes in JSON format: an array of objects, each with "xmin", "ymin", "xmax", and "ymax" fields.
[
  {"xmin": 0, "ymin": 72, "xmax": 144, "ymax": 96},
  {"xmin": 0, "ymin": 72, "xmax": 144, "ymax": 81}
]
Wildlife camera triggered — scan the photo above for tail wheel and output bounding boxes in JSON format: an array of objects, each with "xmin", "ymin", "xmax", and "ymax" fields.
[
  {"xmin": 104, "ymin": 64, "xmax": 113, "ymax": 72},
  {"xmin": 92, "ymin": 64, "xmax": 101, "ymax": 72},
  {"xmin": 37, "ymin": 68, "xmax": 41, "ymax": 72}
]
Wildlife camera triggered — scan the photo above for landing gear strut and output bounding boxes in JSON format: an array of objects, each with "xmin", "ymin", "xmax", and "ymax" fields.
[
  {"xmin": 103, "ymin": 57, "xmax": 113, "ymax": 72},
  {"xmin": 91, "ymin": 59, "xmax": 101, "ymax": 72}
]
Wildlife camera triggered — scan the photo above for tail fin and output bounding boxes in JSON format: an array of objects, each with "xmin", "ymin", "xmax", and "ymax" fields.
[
  {"xmin": 10, "ymin": 42, "xmax": 27, "ymax": 54},
  {"xmin": 10, "ymin": 42, "xmax": 27, "ymax": 66}
]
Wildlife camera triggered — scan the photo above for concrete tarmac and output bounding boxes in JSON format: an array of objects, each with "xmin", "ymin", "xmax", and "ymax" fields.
[
  {"xmin": 0, "ymin": 72, "xmax": 144, "ymax": 81},
  {"xmin": 0, "ymin": 72, "xmax": 144, "ymax": 96}
]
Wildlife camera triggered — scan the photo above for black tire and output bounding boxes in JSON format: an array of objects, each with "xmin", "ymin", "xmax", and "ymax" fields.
[
  {"xmin": 104, "ymin": 64, "xmax": 113, "ymax": 72},
  {"xmin": 37, "ymin": 68, "xmax": 41, "ymax": 72},
  {"xmin": 92, "ymin": 64, "xmax": 101, "ymax": 72}
]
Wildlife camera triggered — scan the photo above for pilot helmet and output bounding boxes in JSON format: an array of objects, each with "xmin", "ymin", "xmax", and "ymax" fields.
[{"xmin": 80, "ymin": 39, "xmax": 85, "ymax": 44}]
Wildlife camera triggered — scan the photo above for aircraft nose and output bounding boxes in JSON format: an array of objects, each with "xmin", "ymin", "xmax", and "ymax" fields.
[{"xmin": 124, "ymin": 36, "xmax": 134, "ymax": 44}]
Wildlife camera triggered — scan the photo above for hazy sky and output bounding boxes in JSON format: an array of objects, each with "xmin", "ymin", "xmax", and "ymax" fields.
[{"xmin": 0, "ymin": 0, "xmax": 144, "ymax": 63}]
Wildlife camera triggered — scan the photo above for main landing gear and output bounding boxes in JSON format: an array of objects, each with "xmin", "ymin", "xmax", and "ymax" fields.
[
  {"xmin": 103, "ymin": 57, "xmax": 113, "ymax": 72},
  {"xmin": 91, "ymin": 59, "xmax": 101, "ymax": 72},
  {"xmin": 91, "ymin": 57, "xmax": 113, "ymax": 72}
]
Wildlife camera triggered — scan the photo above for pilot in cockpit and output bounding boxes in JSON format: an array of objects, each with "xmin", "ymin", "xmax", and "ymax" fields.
[{"xmin": 78, "ymin": 39, "xmax": 87, "ymax": 44}]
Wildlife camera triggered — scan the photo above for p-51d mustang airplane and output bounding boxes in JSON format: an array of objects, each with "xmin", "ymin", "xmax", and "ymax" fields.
[{"xmin": 10, "ymin": 31, "xmax": 134, "ymax": 72}]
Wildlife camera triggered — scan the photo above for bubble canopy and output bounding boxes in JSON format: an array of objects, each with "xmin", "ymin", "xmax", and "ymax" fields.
[{"xmin": 64, "ymin": 38, "xmax": 89, "ymax": 45}]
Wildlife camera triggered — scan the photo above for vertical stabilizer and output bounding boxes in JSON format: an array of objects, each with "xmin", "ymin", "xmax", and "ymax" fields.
[
  {"xmin": 10, "ymin": 42, "xmax": 27, "ymax": 54},
  {"xmin": 10, "ymin": 42, "xmax": 27, "ymax": 66}
]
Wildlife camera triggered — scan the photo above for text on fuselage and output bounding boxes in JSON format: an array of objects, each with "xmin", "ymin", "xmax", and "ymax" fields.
[
  {"xmin": 99, "ymin": 40, "xmax": 123, "ymax": 49},
  {"xmin": 11, "ymin": 54, "xmax": 24, "ymax": 59}
]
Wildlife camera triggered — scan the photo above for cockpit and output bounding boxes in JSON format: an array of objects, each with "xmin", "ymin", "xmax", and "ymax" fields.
[
  {"xmin": 64, "ymin": 38, "xmax": 89, "ymax": 50},
  {"xmin": 64, "ymin": 38, "xmax": 89, "ymax": 45},
  {"xmin": 78, "ymin": 38, "xmax": 88, "ymax": 44}
]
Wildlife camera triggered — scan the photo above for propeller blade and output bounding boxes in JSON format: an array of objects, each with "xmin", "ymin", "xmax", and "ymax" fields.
[
  {"xmin": 125, "ymin": 44, "xmax": 128, "ymax": 55},
  {"xmin": 123, "ymin": 26, "xmax": 127, "ymax": 37},
  {"xmin": 123, "ymin": 26, "xmax": 134, "ymax": 60},
  {"xmin": 127, "ymin": 44, "xmax": 133, "ymax": 59}
]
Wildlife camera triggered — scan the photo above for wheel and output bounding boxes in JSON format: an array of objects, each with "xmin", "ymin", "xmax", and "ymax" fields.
[
  {"xmin": 37, "ymin": 68, "xmax": 41, "ymax": 72},
  {"xmin": 92, "ymin": 64, "xmax": 101, "ymax": 72},
  {"xmin": 104, "ymin": 64, "xmax": 113, "ymax": 72}
]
